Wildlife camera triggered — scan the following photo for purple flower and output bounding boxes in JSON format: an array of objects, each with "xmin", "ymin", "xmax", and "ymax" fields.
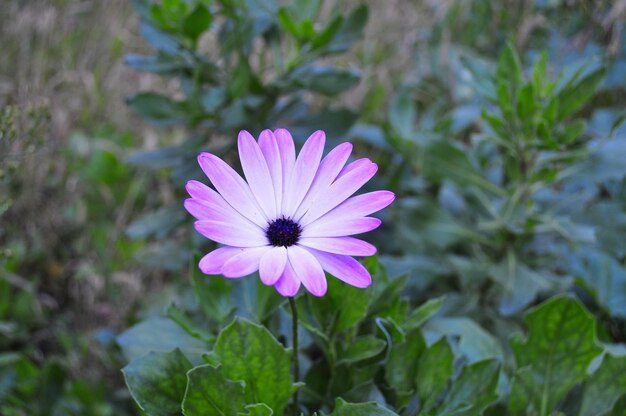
[{"xmin": 184, "ymin": 129, "xmax": 394, "ymax": 297}]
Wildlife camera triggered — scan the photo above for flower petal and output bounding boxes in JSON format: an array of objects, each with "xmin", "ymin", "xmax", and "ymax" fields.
[
  {"xmin": 221, "ymin": 246, "xmax": 270, "ymax": 278},
  {"xmin": 186, "ymin": 180, "xmax": 217, "ymax": 201},
  {"xmin": 198, "ymin": 246, "xmax": 242, "ymax": 275},
  {"xmin": 293, "ymin": 142, "xmax": 352, "ymax": 221},
  {"xmin": 195, "ymin": 220, "xmax": 268, "ymax": 247},
  {"xmin": 275, "ymin": 261, "xmax": 301, "ymax": 297},
  {"xmin": 238, "ymin": 130, "xmax": 277, "ymax": 219},
  {"xmin": 287, "ymin": 245, "xmax": 327, "ymax": 297},
  {"xmin": 197, "ymin": 152, "xmax": 267, "ymax": 227},
  {"xmin": 259, "ymin": 246, "xmax": 287, "ymax": 286},
  {"xmin": 184, "ymin": 198, "xmax": 262, "ymax": 232},
  {"xmin": 274, "ymin": 128, "xmax": 296, "ymax": 211},
  {"xmin": 283, "ymin": 130, "xmax": 325, "ymax": 217},
  {"xmin": 258, "ymin": 129, "xmax": 283, "ymax": 213},
  {"xmin": 305, "ymin": 247, "xmax": 372, "ymax": 288},
  {"xmin": 301, "ymin": 217, "xmax": 382, "ymax": 238},
  {"xmin": 298, "ymin": 237, "xmax": 377, "ymax": 256},
  {"xmin": 322, "ymin": 190, "xmax": 395, "ymax": 220},
  {"xmin": 300, "ymin": 159, "xmax": 378, "ymax": 225}
]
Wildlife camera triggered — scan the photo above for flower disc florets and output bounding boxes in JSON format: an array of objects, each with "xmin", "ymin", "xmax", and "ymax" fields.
[{"xmin": 266, "ymin": 217, "xmax": 302, "ymax": 247}]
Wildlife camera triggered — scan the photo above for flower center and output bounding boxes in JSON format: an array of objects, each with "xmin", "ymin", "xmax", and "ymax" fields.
[{"xmin": 266, "ymin": 217, "xmax": 302, "ymax": 247}]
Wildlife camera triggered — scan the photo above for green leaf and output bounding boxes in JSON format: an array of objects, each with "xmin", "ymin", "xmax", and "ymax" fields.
[
  {"xmin": 385, "ymin": 328, "xmax": 426, "ymax": 402},
  {"xmin": 556, "ymin": 68, "xmax": 605, "ymax": 121},
  {"xmin": 238, "ymin": 403, "xmax": 274, "ymax": 416},
  {"xmin": 326, "ymin": 5, "xmax": 368, "ymax": 53},
  {"xmin": 611, "ymin": 394, "xmax": 626, "ymax": 416},
  {"xmin": 191, "ymin": 254, "xmax": 236, "ymax": 325},
  {"xmin": 416, "ymin": 337, "xmax": 454, "ymax": 411},
  {"xmin": 182, "ymin": 4, "xmax": 212, "ymax": 42},
  {"xmin": 122, "ymin": 349, "xmax": 192, "ymax": 416},
  {"xmin": 166, "ymin": 303, "xmax": 213, "ymax": 343},
  {"xmin": 496, "ymin": 43, "xmax": 523, "ymax": 93},
  {"xmin": 127, "ymin": 92, "xmax": 190, "ymax": 125},
  {"xmin": 422, "ymin": 139, "xmax": 505, "ymax": 196},
  {"xmin": 331, "ymin": 398, "xmax": 398, "ymax": 416},
  {"xmin": 509, "ymin": 296, "xmax": 603, "ymax": 413},
  {"xmin": 437, "ymin": 359, "xmax": 500, "ymax": 416},
  {"xmin": 424, "ymin": 317, "xmax": 503, "ymax": 363},
  {"xmin": 294, "ymin": 66, "xmax": 360, "ymax": 96},
  {"xmin": 338, "ymin": 336, "xmax": 386, "ymax": 364},
  {"xmin": 389, "ymin": 90, "xmax": 415, "ymax": 139},
  {"xmin": 311, "ymin": 14, "xmax": 343, "ymax": 50},
  {"xmin": 517, "ymin": 83, "xmax": 536, "ymax": 121},
  {"xmin": 277, "ymin": 8, "xmax": 301, "ymax": 39},
  {"xmin": 403, "ymin": 296, "xmax": 445, "ymax": 331},
  {"xmin": 182, "ymin": 364, "xmax": 246, "ymax": 416},
  {"xmin": 579, "ymin": 354, "xmax": 626, "ymax": 416},
  {"xmin": 117, "ymin": 317, "xmax": 208, "ymax": 362},
  {"xmin": 490, "ymin": 256, "xmax": 555, "ymax": 316},
  {"xmin": 212, "ymin": 318, "xmax": 295, "ymax": 415},
  {"xmin": 568, "ymin": 248, "xmax": 626, "ymax": 318}
]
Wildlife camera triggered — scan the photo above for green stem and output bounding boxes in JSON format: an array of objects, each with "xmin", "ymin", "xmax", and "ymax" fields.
[{"xmin": 289, "ymin": 297, "xmax": 299, "ymax": 415}]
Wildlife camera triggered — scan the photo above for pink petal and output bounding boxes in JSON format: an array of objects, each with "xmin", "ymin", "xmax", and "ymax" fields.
[
  {"xmin": 184, "ymin": 199, "xmax": 262, "ymax": 232},
  {"xmin": 221, "ymin": 246, "xmax": 270, "ymax": 278},
  {"xmin": 305, "ymin": 247, "xmax": 372, "ymax": 288},
  {"xmin": 287, "ymin": 245, "xmax": 327, "ymax": 297},
  {"xmin": 259, "ymin": 246, "xmax": 287, "ymax": 286},
  {"xmin": 301, "ymin": 217, "xmax": 382, "ymax": 238},
  {"xmin": 274, "ymin": 128, "xmax": 295, "ymax": 210},
  {"xmin": 300, "ymin": 159, "xmax": 378, "ymax": 225},
  {"xmin": 258, "ymin": 129, "xmax": 283, "ymax": 213},
  {"xmin": 275, "ymin": 261, "xmax": 301, "ymax": 297},
  {"xmin": 238, "ymin": 130, "xmax": 277, "ymax": 219},
  {"xmin": 283, "ymin": 130, "xmax": 326, "ymax": 217},
  {"xmin": 298, "ymin": 237, "xmax": 377, "ymax": 256},
  {"xmin": 293, "ymin": 142, "xmax": 353, "ymax": 221},
  {"xmin": 198, "ymin": 246, "xmax": 242, "ymax": 275},
  {"xmin": 185, "ymin": 180, "xmax": 216, "ymax": 201},
  {"xmin": 323, "ymin": 190, "xmax": 395, "ymax": 220},
  {"xmin": 197, "ymin": 153, "xmax": 267, "ymax": 227},
  {"xmin": 195, "ymin": 220, "xmax": 268, "ymax": 247}
]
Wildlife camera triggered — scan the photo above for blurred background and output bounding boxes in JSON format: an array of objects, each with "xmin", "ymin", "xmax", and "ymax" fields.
[{"xmin": 2, "ymin": 0, "xmax": 626, "ymax": 414}]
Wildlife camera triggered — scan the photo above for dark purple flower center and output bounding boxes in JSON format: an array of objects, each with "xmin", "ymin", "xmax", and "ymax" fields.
[{"xmin": 266, "ymin": 217, "xmax": 302, "ymax": 247}]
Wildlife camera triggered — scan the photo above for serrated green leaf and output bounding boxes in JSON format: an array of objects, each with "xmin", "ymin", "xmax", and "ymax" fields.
[
  {"xmin": 385, "ymin": 328, "xmax": 425, "ymax": 402},
  {"xmin": 437, "ymin": 359, "xmax": 500, "ymax": 416},
  {"xmin": 182, "ymin": 364, "xmax": 246, "ymax": 416},
  {"xmin": 331, "ymin": 398, "xmax": 398, "ymax": 416},
  {"xmin": 509, "ymin": 296, "xmax": 603, "ymax": 413},
  {"xmin": 122, "ymin": 349, "xmax": 192, "ymax": 416},
  {"xmin": 579, "ymin": 354, "xmax": 626, "ymax": 416},
  {"xmin": 213, "ymin": 318, "xmax": 295, "ymax": 415},
  {"xmin": 416, "ymin": 337, "xmax": 454, "ymax": 411}
]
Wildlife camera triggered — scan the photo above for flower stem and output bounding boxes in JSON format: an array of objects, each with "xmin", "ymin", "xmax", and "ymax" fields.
[{"xmin": 289, "ymin": 296, "xmax": 299, "ymax": 414}]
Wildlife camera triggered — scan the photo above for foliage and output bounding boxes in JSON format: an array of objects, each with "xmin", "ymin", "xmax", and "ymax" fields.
[{"xmin": 3, "ymin": 0, "xmax": 626, "ymax": 415}]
